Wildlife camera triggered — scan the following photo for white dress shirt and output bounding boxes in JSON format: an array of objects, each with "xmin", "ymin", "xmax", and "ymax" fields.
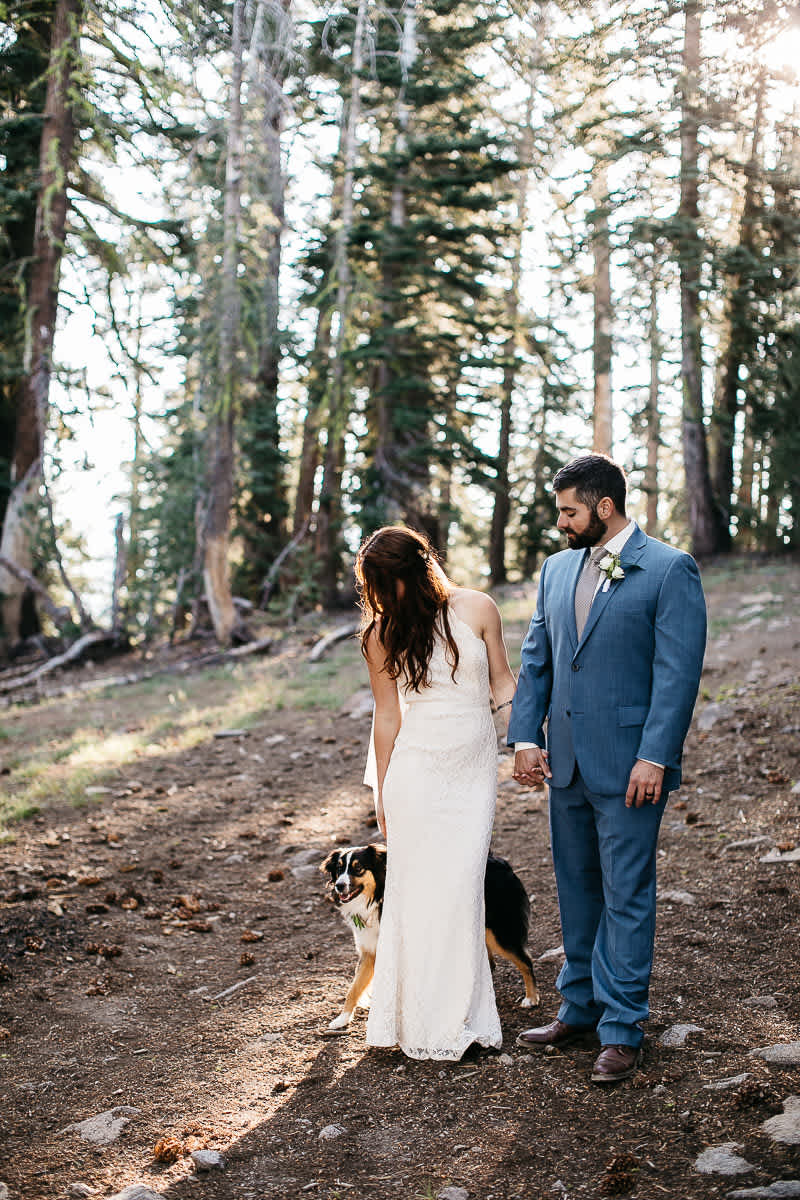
[{"xmin": 514, "ymin": 521, "xmax": 663, "ymax": 769}]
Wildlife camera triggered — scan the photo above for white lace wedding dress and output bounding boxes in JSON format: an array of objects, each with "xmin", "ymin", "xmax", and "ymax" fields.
[{"xmin": 364, "ymin": 607, "xmax": 503, "ymax": 1060}]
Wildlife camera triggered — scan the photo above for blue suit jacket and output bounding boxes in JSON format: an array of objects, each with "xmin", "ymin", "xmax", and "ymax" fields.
[{"xmin": 508, "ymin": 525, "xmax": 707, "ymax": 795}]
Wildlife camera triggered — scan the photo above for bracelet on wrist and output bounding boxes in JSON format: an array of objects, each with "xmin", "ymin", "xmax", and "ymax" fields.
[{"xmin": 495, "ymin": 699, "xmax": 513, "ymax": 711}]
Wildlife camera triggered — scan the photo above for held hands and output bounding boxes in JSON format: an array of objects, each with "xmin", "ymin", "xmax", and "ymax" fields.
[
  {"xmin": 513, "ymin": 746, "xmax": 552, "ymax": 787},
  {"xmin": 626, "ymin": 760, "xmax": 665, "ymax": 808},
  {"xmin": 376, "ymin": 799, "xmax": 387, "ymax": 840}
]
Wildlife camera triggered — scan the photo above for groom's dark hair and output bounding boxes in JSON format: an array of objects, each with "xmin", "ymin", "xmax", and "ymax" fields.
[{"xmin": 553, "ymin": 454, "xmax": 627, "ymax": 516}]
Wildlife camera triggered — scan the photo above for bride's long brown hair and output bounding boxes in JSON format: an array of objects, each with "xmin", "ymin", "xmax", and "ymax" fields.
[{"xmin": 355, "ymin": 526, "xmax": 460, "ymax": 692}]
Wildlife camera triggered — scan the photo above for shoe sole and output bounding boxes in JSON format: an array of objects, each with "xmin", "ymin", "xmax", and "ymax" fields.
[
  {"xmin": 515, "ymin": 1029, "xmax": 594, "ymax": 1051},
  {"xmin": 590, "ymin": 1049, "xmax": 643, "ymax": 1083}
]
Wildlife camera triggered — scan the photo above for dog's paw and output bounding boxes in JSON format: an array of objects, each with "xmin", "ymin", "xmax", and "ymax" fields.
[
  {"xmin": 520, "ymin": 994, "xmax": 541, "ymax": 1008},
  {"xmin": 327, "ymin": 1012, "xmax": 353, "ymax": 1031}
]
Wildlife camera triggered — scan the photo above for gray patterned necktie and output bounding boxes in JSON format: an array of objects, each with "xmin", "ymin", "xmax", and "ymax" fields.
[{"xmin": 574, "ymin": 547, "xmax": 606, "ymax": 639}]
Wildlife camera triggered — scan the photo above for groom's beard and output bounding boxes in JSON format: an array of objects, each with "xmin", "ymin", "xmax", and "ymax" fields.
[{"xmin": 565, "ymin": 508, "xmax": 607, "ymax": 550}]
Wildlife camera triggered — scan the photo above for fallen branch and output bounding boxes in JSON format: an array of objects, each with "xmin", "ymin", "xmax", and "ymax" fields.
[
  {"xmin": 0, "ymin": 555, "xmax": 72, "ymax": 632},
  {"xmin": 0, "ymin": 631, "xmax": 122, "ymax": 694},
  {"xmin": 0, "ymin": 634, "xmax": 274, "ymax": 703},
  {"xmin": 308, "ymin": 621, "xmax": 359, "ymax": 662},
  {"xmin": 260, "ymin": 519, "xmax": 310, "ymax": 609}
]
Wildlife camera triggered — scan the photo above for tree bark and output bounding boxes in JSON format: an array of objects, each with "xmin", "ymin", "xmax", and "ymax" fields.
[
  {"xmin": 644, "ymin": 262, "xmax": 662, "ymax": 535},
  {"xmin": 0, "ymin": 0, "xmax": 83, "ymax": 642},
  {"xmin": 710, "ymin": 76, "xmax": 764, "ymax": 550},
  {"xmin": 202, "ymin": 0, "xmax": 245, "ymax": 644},
  {"xmin": 591, "ymin": 165, "xmax": 613, "ymax": 456},
  {"xmin": 489, "ymin": 58, "xmax": 537, "ymax": 586},
  {"xmin": 677, "ymin": 0, "xmax": 722, "ymax": 559},
  {"xmin": 315, "ymin": 0, "xmax": 368, "ymax": 606}
]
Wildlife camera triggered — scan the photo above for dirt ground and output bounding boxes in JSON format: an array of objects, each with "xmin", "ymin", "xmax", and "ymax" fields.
[{"xmin": 1, "ymin": 556, "xmax": 799, "ymax": 1200}]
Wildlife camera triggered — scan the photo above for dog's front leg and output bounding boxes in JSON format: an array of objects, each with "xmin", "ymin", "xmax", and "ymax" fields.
[{"xmin": 328, "ymin": 950, "xmax": 376, "ymax": 1031}]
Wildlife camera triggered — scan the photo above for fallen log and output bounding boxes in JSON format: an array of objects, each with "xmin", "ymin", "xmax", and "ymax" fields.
[
  {"xmin": 308, "ymin": 622, "xmax": 359, "ymax": 663},
  {"xmin": 0, "ymin": 631, "xmax": 125, "ymax": 694}
]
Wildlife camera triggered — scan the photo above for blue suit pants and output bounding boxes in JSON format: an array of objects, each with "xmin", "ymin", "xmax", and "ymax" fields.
[{"xmin": 550, "ymin": 768, "xmax": 667, "ymax": 1047}]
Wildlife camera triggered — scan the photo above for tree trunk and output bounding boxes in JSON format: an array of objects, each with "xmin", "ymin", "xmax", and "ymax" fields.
[
  {"xmin": 710, "ymin": 76, "xmax": 764, "ymax": 551},
  {"xmin": 315, "ymin": 0, "xmax": 368, "ymax": 606},
  {"xmin": 735, "ymin": 402, "xmax": 756, "ymax": 548},
  {"xmin": 489, "ymin": 59, "xmax": 537, "ymax": 585},
  {"xmin": 202, "ymin": 0, "xmax": 244, "ymax": 644},
  {"xmin": 644, "ymin": 263, "xmax": 662, "ymax": 534},
  {"xmin": 677, "ymin": 0, "xmax": 722, "ymax": 559},
  {"xmin": 591, "ymin": 165, "xmax": 613, "ymax": 456},
  {"xmin": 0, "ymin": 0, "xmax": 82, "ymax": 642},
  {"xmin": 240, "ymin": 0, "xmax": 292, "ymax": 582}
]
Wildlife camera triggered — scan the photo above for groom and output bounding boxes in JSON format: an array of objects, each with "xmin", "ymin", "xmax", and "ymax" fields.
[{"xmin": 509, "ymin": 454, "xmax": 706, "ymax": 1083}]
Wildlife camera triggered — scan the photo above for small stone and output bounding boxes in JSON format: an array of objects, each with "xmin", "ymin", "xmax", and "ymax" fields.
[
  {"xmin": 264, "ymin": 734, "xmax": 287, "ymax": 745},
  {"xmin": 258, "ymin": 1032, "xmax": 283, "ymax": 1044},
  {"xmin": 743, "ymin": 995, "xmax": 779, "ymax": 1009},
  {"xmin": 792, "ymin": 781, "xmax": 800, "ymax": 795},
  {"xmin": 762, "ymin": 1097, "xmax": 800, "ymax": 1146},
  {"xmin": 85, "ymin": 786, "xmax": 113, "ymax": 796},
  {"xmin": 438, "ymin": 1189, "xmax": 469, "ymax": 1200},
  {"xmin": 660, "ymin": 1023, "xmax": 704, "ymax": 1048},
  {"xmin": 705, "ymin": 1072, "xmax": 751, "ymax": 1091},
  {"xmin": 191, "ymin": 1149, "xmax": 226, "ymax": 1170},
  {"xmin": 67, "ymin": 1187, "xmax": 99, "ymax": 1199},
  {"xmin": 728, "ymin": 1183, "xmax": 800, "ymax": 1198},
  {"xmin": 751, "ymin": 1043, "xmax": 800, "ymax": 1066},
  {"xmin": 653, "ymin": 1084, "xmax": 667, "ymax": 1096},
  {"xmin": 0, "ymin": 1187, "xmax": 9, "ymax": 1200},
  {"xmin": 214, "ymin": 729, "xmax": 248, "ymax": 738},
  {"xmin": 497, "ymin": 1053, "xmax": 514, "ymax": 1066},
  {"xmin": 318, "ymin": 1124, "xmax": 346, "ymax": 1141},
  {"xmin": 694, "ymin": 1143, "xmax": 755, "ymax": 1176},
  {"xmin": 60, "ymin": 1106, "xmax": 141, "ymax": 1145},
  {"xmin": 537, "ymin": 944, "xmax": 565, "ymax": 961},
  {"xmin": 658, "ymin": 889, "xmax": 696, "ymax": 904},
  {"xmin": 697, "ymin": 702, "xmax": 733, "ymax": 731},
  {"xmin": 107, "ymin": 1188, "xmax": 164, "ymax": 1200}
]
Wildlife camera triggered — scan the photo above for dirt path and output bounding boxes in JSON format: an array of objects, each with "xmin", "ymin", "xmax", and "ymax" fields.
[{"xmin": 1, "ymin": 558, "xmax": 799, "ymax": 1200}]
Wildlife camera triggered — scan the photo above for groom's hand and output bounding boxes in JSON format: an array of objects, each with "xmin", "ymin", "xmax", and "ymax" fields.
[
  {"xmin": 513, "ymin": 746, "xmax": 552, "ymax": 787},
  {"xmin": 626, "ymin": 760, "xmax": 665, "ymax": 808}
]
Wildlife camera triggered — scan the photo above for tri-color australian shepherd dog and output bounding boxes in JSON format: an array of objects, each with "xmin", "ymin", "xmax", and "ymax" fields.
[{"xmin": 321, "ymin": 843, "xmax": 539, "ymax": 1032}]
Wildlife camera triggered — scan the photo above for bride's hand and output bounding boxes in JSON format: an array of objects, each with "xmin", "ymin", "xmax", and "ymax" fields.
[{"xmin": 376, "ymin": 800, "xmax": 387, "ymax": 841}]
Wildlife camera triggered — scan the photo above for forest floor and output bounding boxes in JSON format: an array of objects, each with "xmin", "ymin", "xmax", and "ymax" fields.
[{"xmin": 0, "ymin": 555, "xmax": 799, "ymax": 1200}]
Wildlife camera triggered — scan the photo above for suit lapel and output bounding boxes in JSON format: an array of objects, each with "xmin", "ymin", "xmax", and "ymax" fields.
[{"xmin": 575, "ymin": 524, "xmax": 647, "ymax": 653}]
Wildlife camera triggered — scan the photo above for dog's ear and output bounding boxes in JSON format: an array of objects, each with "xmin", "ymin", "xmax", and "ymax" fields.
[
  {"xmin": 321, "ymin": 849, "xmax": 340, "ymax": 876},
  {"xmin": 367, "ymin": 843, "xmax": 387, "ymax": 867}
]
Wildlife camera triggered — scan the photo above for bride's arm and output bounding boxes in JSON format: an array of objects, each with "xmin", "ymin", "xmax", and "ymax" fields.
[
  {"xmin": 480, "ymin": 596, "xmax": 517, "ymax": 729},
  {"xmin": 364, "ymin": 627, "xmax": 401, "ymax": 838}
]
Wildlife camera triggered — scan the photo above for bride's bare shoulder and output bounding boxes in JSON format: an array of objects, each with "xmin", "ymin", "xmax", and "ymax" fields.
[{"xmin": 447, "ymin": 587, "xmax": 499, "ymax": 631}]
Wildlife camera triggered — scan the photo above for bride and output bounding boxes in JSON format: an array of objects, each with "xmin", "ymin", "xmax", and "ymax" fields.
[{"xmin": 355, "ymin": 525, "xmax": 517, "ymax": 1061}]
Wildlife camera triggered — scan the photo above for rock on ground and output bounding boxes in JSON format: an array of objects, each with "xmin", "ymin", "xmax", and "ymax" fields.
[
  {"xmin": 694, "ymin": 1144, "xmax": 755, "ymax": 1176},
  {"xmin": 59, "ymin": 1107, "xmax": 141, "ymax": 1146},
  {"xmin": 438, "ymin": 1189, "xmax": 469, "ymax": 1200},
  {"xmin": 705, "ymin": 1072, "xmax": 751, "ymax": 1091},
  {"xmin": 751, "ymin": 1044, "xmax": 800, "ymax": 1066},
  {"xmin": 107, "ymin": 1188, "xmax": 163, "ymax": 1200},
  {"xmin": 728, "ymin": 1184, "xmax": 800, "ymax": 1199},
  {"xmin": 762, "ymin": 1097, "xmax": 800, "ymax": 1146},
  {"xmin": 660, "ymin": 1023, "xmax": 704, "ymax": 1048},
  {"xmin": 191, "ymin": 1150, "xmax": 226, "ymax": 1170},
  {"xmin": 318, "ymin": 1124, "xmax": 347, "ymax": 1141}
]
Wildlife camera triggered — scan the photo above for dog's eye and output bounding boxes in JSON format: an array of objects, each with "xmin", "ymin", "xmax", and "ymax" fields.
[{"xmin": 350, "ymin": 863, "xmax": 363, "ymax": 875}]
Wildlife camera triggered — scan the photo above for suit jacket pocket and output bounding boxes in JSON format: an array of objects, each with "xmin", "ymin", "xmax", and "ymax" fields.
[{"xmin": 617, "ymin": 705, "xmax": 648, "ymax": 727}]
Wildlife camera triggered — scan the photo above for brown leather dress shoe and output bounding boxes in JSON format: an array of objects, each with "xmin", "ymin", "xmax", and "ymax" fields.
[
  {"xmin": 590, "ymin": 1043, "xmax": 642, "ymax": 1083},
  {"xmin": 515, "ymin": 1018, "xmax": 595, "ymax": 1050}
]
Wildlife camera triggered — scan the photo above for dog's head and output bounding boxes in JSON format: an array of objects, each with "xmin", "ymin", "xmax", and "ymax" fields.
[{"xmin": 321, "ymin": 843, "xmax": 387, "ymax": 908}]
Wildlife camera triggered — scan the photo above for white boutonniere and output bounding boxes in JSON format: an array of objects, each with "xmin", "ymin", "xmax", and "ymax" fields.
[{"xmin": 598, "ymin": 552, "xmax": 625, "ymax": 592}]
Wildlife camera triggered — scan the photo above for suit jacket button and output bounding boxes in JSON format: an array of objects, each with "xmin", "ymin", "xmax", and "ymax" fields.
[{"xmin": 572, "ymin": 663, "xmax": 580, "ymax": 671}]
